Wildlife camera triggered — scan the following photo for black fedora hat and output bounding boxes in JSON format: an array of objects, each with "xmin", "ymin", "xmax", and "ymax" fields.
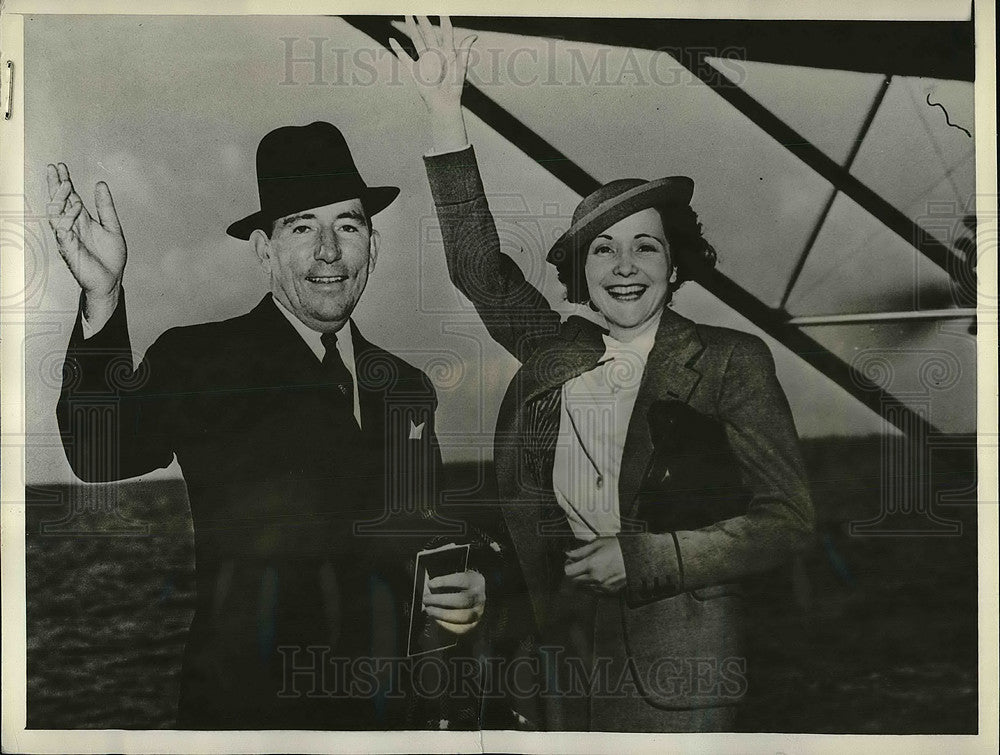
[
  {"xmin": 226, "ymin": 121, "xmax": 400, "ymax": 240},
  {"xmin": 546, "ymin": 176, "xmax": 694, "ymax": 266}
]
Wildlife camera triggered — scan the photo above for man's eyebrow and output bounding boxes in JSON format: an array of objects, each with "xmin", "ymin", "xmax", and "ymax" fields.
[
  {"xmin": 337, "ymin": 209, "xmax": 368, "ymax": 223},
  {"xmin": 280, "ymin": 212, "xmax": 316, "ymax": 227},
  {"xmin": 279, "ymin": 209, "xmax": 369, "ymax": 227}
]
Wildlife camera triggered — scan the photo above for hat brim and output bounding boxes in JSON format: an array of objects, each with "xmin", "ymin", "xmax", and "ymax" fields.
[
  {"xmin": 546, "ymin": 176, "xmax": 694, "ymax": 265},
  {"xmin": 226, "ymin": 185, "xmax": 401, "ymax": 240}
]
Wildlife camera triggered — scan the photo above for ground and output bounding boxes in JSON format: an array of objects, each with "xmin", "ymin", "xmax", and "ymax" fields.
[{"xmin": 24, "ymin": 436, "xmax": 978, "ymax": 732}]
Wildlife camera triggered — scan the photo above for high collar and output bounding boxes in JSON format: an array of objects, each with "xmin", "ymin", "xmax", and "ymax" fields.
[
  {"xmin": 600, "ymin": 309, "xmax": 662, "ymax": 363},
  {"xmin": 520, "ymin": 306, "xmax": 704, "ymax": 404}
]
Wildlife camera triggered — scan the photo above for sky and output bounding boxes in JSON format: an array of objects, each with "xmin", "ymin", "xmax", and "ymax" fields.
[{"xmin": 21, "ymin": 14, "xmax": 976, "ymax": 484}]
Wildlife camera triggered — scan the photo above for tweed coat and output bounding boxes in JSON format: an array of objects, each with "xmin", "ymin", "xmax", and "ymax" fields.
[
  {"xmin": 424, "ymin": 146, "xmax": 815, "ymax": 729},
  {"xmin": 56, "ymin": 291, "xmax": 459, "ymax": 729}
]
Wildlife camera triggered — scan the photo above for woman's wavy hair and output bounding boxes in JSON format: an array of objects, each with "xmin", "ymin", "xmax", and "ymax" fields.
[{"xmin": 554, "ymin": 204, "xmax": 717, "ymax": 305}]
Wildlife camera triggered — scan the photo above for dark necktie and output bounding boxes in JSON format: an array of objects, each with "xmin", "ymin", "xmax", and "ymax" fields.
[{"xmin": 320, "ymin": 331, "xmax": 355, "ymax": 417}]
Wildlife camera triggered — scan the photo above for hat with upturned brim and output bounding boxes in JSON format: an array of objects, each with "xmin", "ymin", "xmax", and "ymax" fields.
[
  {"xmin": 226, "ymin": 121, "xmax": 400, "ymax": 240},
  {"xmin": 546, "ymin": 176, "xmax": 695, "ymax": 266}
]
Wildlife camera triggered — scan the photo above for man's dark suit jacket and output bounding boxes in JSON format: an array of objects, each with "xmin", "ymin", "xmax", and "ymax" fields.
[{"xmin": 57, "ymin": 291, "xmax": 447, "ymax": 729}]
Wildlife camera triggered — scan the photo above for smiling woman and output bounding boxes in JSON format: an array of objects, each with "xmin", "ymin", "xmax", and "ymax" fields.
[
  {"xmin": 552, "ymin": 191, "xmax": 718, "ymax": 327},
  {"xmin": 395, "ymin": 15, "xmax": 816, "ymax": 732},
  {"xmin": 584, "ymin": 208, "xmax": 676, "ymax": 340}
]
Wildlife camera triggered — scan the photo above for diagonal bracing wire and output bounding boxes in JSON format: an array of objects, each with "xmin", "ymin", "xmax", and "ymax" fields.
[
  {"xmin": 779, "ymin": 74, "xmax": 894, "ymax": 311},
  {"xmin": 342, "ymin": 16, "xmax": 942, "ymax": 437}
]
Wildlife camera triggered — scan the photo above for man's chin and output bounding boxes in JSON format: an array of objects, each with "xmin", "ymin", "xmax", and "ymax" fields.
[{"xmin": 298, "ymin": 304, "xmax": 354, "ymax": 330}]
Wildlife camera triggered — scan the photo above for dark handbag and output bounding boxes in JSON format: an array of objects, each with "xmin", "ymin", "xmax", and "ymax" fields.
[{"xmin": 632, "ymin": 399, "xmax": 752, "ymax": 533}]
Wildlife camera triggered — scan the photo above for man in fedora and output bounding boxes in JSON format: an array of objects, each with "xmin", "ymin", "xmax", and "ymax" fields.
[{"xmin": 47, "ymin": 121, "xmax": 487, "ymax": 729}]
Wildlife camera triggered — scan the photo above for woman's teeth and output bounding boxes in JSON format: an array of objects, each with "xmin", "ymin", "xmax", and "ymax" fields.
[{"xmin": 606, "ymin": 284, "xmax": 647, "ymax": 301}]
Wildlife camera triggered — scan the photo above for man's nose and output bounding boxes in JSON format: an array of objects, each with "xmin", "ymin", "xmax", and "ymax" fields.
[{"xmin": 314, "ymin": 228, "xmax": 341, "ymax": 262}]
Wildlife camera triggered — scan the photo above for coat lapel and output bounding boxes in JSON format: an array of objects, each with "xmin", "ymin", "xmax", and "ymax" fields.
[
  {"xmin": 618, "ymin": 308, "xmax": 705, "ymax": 521},
  {"xmin": 518, "ymin": 316, "xmax": 606, "ymax": 403},
  {"xmin": 511, "ymin": 308, "xmax": 705, "ymax": 529},
  {"xmin": 501, "ymin": 316, "xmax": 604, "ymax": 603}
]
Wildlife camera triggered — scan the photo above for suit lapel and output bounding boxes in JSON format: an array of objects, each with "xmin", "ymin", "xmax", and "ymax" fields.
[
  {"xmin": 618, "ymin": 308, "xmax": 705, "ymax": 521},
  {"xmin": 241, "ymin": 294, "xmax": 325, "ymax": 385},
  {"xmin": 349, "ymin": 321, "xmax": 387, "ymax": 440},
  {"xmin": 245, "ymin": 295, "xmax": 374, "ymax": 443}
]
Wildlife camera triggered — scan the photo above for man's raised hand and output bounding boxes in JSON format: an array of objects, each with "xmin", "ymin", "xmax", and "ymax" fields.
[{"xmin": 46, "ymin": 163, "xmax": 126, "ymax": 314}]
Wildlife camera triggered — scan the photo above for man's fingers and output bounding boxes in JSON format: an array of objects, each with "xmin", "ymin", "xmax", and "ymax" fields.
[
  {"xmin": 425, "ymin": 605, "xmax": 483, "ymax": 625},
  {"xmin": 55, "ymin": 195, "xmax": 84, "ymax": 235},
  {"xmin": 72, "ymin": 192, "xmax": 93, "ymax": 235},
  {"xmin": 45, "ymin": 164, "xmax": 59, "ymax": 200},
  {"xmin": 46, "ymin": 180, "xmax": 73, "ymax": 220},
  {"xmin": 94, "ymin": 181, "xmax": 121, "ymax": 232},
  {"xmin": 440, "ymin": 15, "xmax": 455, "ymax": 51},
  {"xmin": 423, "ymin": 589, "xmax": 479, "ymax": 609},
  {"xmin": 427, "ymin": 570, "xmax": 483, "ymax": 592},
  {"xmin": 432, "ymin": 617, "xmax": 477, "ymax": 635}
]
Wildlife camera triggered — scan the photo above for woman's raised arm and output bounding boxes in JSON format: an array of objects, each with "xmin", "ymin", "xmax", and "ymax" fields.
[{"xmin": 394, "ymin": 15, "xmax": 563, "ymax": 363}]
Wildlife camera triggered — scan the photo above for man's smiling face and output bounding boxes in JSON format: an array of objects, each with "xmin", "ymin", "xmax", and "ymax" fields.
[
  {"xmin": 584, "ymin": 207, "xmax": 673, "ymax": 340},
  {"xmin": 253, "ymin": 198, "xmax": 378, "ymax": 333}
]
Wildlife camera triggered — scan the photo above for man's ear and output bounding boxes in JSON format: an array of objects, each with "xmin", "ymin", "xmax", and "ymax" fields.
[
  {"xmin": 250, "ymin": 229, "xmax": 271, "ymax": 274},
  {"xmin": 367, "ymin": 228, "xmax": 380, "ymax": 274}
]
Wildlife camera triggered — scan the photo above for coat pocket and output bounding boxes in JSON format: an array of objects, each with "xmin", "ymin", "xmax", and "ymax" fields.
[
  {"xmin": 689, "ymin": 582, "xmax": 743, "ymax": 602},
  {"xmin": 619, "ymin": 589, "xmax": 747, "ymax": 710}
]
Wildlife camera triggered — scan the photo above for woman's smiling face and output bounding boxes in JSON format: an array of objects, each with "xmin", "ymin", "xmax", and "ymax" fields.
[{"xmin": 584, "ymin": 207, "xmax": 673, "ymax": 341}]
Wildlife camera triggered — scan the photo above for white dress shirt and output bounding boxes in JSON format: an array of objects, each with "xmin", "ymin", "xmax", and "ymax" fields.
[
  {"xmin": 271, "ymin": 297, "xmax": 362, "ymax": 430},
  {"xmin": 552, "ymin": 311, "xmax": 662, "ymax": 542}
]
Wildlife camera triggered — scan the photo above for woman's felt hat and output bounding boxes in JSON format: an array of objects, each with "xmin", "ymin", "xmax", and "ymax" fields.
[
  {"xmin": 226, "ymin": 121, "xmax": 400, "ymax": 240},
  {"xmin": 546, "ymin": 176, "xmax": 695, "ymax": 266}
]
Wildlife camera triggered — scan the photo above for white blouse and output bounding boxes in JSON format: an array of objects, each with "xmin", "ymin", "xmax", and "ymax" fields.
[{"xmin": 552, "ymin": 313, "xmax": 661, "ymax": 541}]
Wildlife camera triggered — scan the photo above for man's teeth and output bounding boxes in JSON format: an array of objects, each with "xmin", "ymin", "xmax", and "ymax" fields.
[{"xmin": 307, "ymin": 275, "xmax": 347, "ymax": 283}]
